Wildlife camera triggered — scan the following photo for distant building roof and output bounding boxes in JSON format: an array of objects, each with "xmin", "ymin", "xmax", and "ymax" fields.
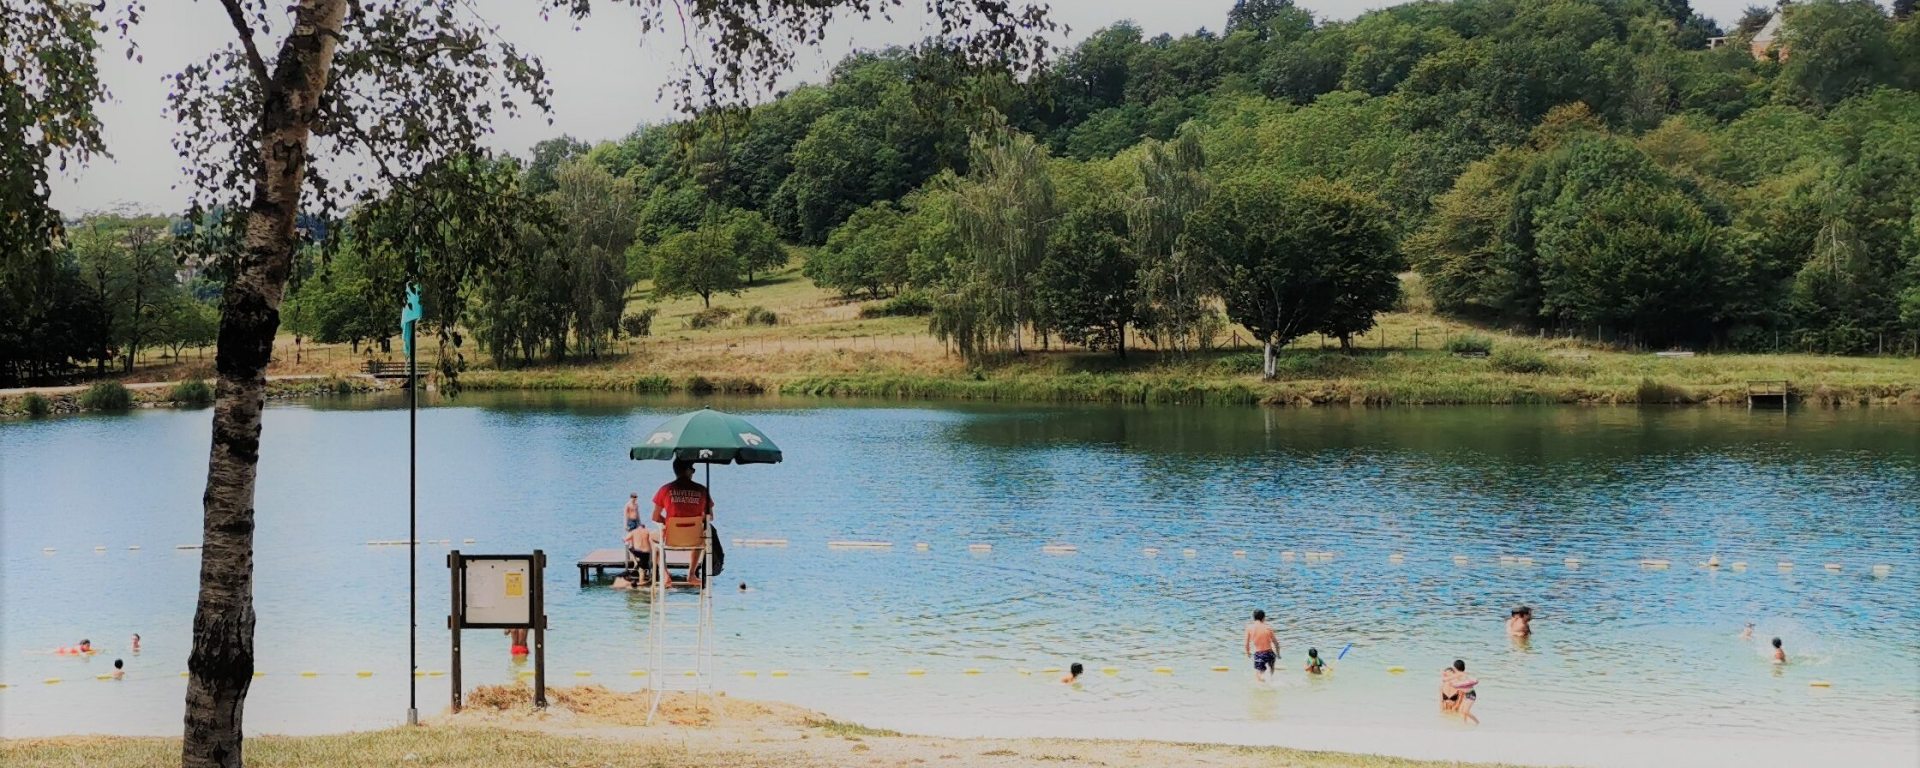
[{"xmin": 1753, "ymin": 13, "xmax": 1784, "ymax": 44}]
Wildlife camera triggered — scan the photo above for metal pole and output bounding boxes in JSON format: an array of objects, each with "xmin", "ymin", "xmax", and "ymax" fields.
[{"xmin": 407, "ymin": 320, "xmax": 418, "ymax": 726}]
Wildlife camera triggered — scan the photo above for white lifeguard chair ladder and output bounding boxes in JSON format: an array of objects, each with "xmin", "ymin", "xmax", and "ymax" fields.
[{"xmin": 646, "ymin": 517, "xmax": 714, "ymax": 724}]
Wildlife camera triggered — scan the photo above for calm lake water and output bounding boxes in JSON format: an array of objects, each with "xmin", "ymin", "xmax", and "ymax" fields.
[{"xmin": 3, "ymin": 394, "xmax": 1917, "ymax": 765}]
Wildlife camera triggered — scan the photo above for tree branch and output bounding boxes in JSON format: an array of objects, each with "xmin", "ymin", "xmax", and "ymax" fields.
[{"xmin": 217, "ymin": 0, "xmax": 270, "ymax": 84}]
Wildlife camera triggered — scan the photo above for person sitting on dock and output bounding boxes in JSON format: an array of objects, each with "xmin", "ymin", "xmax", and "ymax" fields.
[{"xmin": 622, "ymin": 522, "xmax": 654, "ymax": 585}]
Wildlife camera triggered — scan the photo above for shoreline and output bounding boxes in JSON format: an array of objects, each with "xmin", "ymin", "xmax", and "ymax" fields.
[
  {"xmin": 2, "ymin": 364, "xmax": 1916, "ymax": 418},
  {"xmin": 5, "ymin": 687, "xmax": 1915, "ymax": 768}
]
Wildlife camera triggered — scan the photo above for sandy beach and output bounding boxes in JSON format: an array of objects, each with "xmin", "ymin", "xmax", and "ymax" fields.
[
  {"xmin": 8, "ymin": 685, "xmax": 1916, "ymax": 768},
  {"xmin": 3, "ymin": 686, "xmax": 1517, "ymax": 768}
]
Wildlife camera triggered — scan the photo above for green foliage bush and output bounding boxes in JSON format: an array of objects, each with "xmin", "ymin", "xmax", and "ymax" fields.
[
  {"xmin": 23, "ymin": 393, "xmax": 52, "ymax": 417},
  {"xmin": 620, "ymin": 307, "xmax": 658, "ymax": 338},
  {"xmin": 1445, "ymin": 334, "xmax": 1494, "ymax": 355},
  {"xmin": 686, "ymin": 307, "xmax": 734, "ymax": 330},
  {"xmin": 79, "ymin": 381, "xmax": 132, "ymax": 411},
  {"xmin": 858, "ymin": 292, "xmax": 935, "ymax": 318},
  {"xmin": 1489, "ymin": 346, "xmax": 1550, "ymax": 374},
  {"xmin": 742, "ymin": 306, "xmax": 779, "ymax": 326},
  {"xmin": 169, "ymin": 379, "xmax": 215, "ymax": 406}
]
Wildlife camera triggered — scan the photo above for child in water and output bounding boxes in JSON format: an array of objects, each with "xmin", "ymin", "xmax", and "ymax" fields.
[
  {"xmin": 1060, "ymin": 663, "xmax": 1084, "ymax": 684},
  {"xmin": 1771, "ymin": 637, "xmax": 1786, "ymax": 664},
  {"xmin": 1304, "ymin": 648, "xmax": 1326, "ymax": 674},
  {"xmin": 112, "ymin": 659, "xmax": 124, "ymax": 680}
]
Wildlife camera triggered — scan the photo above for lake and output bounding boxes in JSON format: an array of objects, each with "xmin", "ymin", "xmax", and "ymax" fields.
[{"xmin": 3, "ymin": 394, "xmax": 1916, "ymax": 766}]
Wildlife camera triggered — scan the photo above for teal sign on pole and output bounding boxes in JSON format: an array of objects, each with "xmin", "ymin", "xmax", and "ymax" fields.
[{"xmin": 400, "ymin": 283, "xmax": 423, "ymax": 356}]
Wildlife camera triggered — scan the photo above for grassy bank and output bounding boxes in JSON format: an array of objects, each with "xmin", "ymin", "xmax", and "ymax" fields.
[
  {"xmin": 14, "ymin": 267, "xmax": 1919, "ymax": 411},
  {"xmin": 2, "ymin": 687, "xmax": 1512, "ymax": 768},
  {"xmin": 365, "ymin": 267, "xmax": 1920, "ymax": 407},
  {"xmin": 0, "ymin": 375, "xmax": 385, "ymax": 417}
]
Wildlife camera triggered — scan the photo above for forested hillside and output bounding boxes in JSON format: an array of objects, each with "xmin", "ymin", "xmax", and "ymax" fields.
[
  {"xmin": 519, "ymin": 0, "xmax": 1920, "ymax": 360},
  {"xmin": 11, "ymin": 0, "xmax": 1919, "ymax": 387}
]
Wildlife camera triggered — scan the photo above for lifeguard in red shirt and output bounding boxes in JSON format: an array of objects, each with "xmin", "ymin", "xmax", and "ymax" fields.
[
  {"xmin": 651, "ymin": 460, "xmax": 713, "ymax": 522},
  {"xmin": 651, "ymin": 460, "xmax": 717, "ymax": 585}
]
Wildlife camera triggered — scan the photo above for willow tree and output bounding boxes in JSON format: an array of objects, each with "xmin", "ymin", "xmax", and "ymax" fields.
[
  {"xmin": 943, "ymin": 127, "xmax": 1056, "ymax": 357},
  {"xmin": 1127, "ymin": 131, "xmax": 1211, "ymax": 355},
  {"xmin": 30, "ymin": 2, "xmax": 1056, "ymax": 766}
]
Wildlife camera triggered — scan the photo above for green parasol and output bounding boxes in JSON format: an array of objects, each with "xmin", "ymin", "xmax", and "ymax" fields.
[{"xmin": 629, "ymin": 407, "xmax": 783, "ymax": 465}]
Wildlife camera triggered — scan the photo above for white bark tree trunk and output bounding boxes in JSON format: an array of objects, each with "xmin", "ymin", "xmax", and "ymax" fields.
[{"xmin": 183, "ymin": 3, "xmax": 347, "ymax": 766}]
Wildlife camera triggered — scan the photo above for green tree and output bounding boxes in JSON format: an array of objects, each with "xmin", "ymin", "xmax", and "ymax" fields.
[
  {"xmin": 726, "ymin": 208, "xmax": 788, "ymax": 283},
  {"xmin": 807, "ymin": 202, "xmax": 912, "ymax": 298},
  {"xmin": 1034, "ymin": 201, "xmax": 1140, "ymax": 356},
  {"xmin": 1128, "ymin": 131, "xmax": 1213, "ymax": 355},
  {"xmin": 1774, "ymin": 0, "xmax": 1900, "ymax": 108},
  {"xmin": 1188, "ymin": 175, "xmax": 1397, "ymax": 377},
  {"xmin": 548, "ymin": 158, "xmax": 637, "ymax": 357},
  {"xmin": 652, "ymin": 225, "xmax": 743, "ymax": 308},
  {"xmin": 1537, "ymin": 183, "xmax": 1727, "ymax": 346},
  {"xmin": 941, "ymin": 127, "xmax": 1057, "ymax": 357},
  {"xmin": 524, "ymin": 136, "xmax": 590, "ymax": 195}
]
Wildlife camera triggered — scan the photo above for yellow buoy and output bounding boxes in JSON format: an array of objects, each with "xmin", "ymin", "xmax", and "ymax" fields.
[
  {"xmin": 1386, "ymin": 666, "xmax": 1406, "ymax": 674},
  {"xmin": 1211, "ymin": 665, "xmax": 1229, "ymax": 672},
  {"xmin": 963, "ymin": 668, "xmax": 982, "ymax": 675},
  {"xmin": 629, "ymin": 669, "xmax": 647, "ymax": 677},
  {"xmin": 1153, "ymin": 667, "xmax": 1173, "ymax": 674},
  {"xmin": 356, "ymin": 670, "xmax": 373, "ymax": 678},
  {"xmin": 180, "ymin": 671, "xmax": 191, "ymax": 678},
  {"xmin": 771, "ymin": 670, "xmax": 789, "ymax": 678},
  {"xmin": 1101, "ymin": 667, "xmax": 1119, "ymax": 675},
  {"xmin": 44, "ymin": 678, "xmax": 61, "ymax": 684},
  {"xmin": 252, "ymin": 671, "xmax": 266, "ymax": 678},
  {"xmin": 739, "ymin": 670, "xmax": 758, "ymax": 677},
  {"xmin": 683, "ymin": 671, "xmax": 696, "ymax": 677},
  {"xmin": 96, "ymin": 673, "xmax": 114, "ymax": 680},
  {"xmin": 851, "ymin": 670, "xmax": 871, "ymax": 677},
  {"xmin": 1039, "ymin": 667, "xmax": 1060, "ymax": 674},
  {"xmin": 1809, "ymin": 680, "xmax": 1832, "ymax": 688},
  {"xmin": 516, "ymin": 670, "xmax": 535, "ymax": 678},
  {"xmin": 300, "ymin": 671, "xmax": 318, "ymax": 678},
  {"xmin": 428, "ymin": 670, "xmax": 445, "ymax": 677},
  {"xmin": 906, "ymin": 669, "xmax": 926, "ymax": 676},
  {"xmin": 573, "ymin": 670, "xmax": 592, "ymax": 677}
]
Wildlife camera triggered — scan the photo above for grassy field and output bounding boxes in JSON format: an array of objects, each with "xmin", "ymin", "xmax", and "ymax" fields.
[
  {"xmin": 22, "ymin": 265, "xmax": 1920, "ymax": 409},
  {"xmin": 446, "ymin": 266, "xmax": 1919, "ymax": 406},
  {"xmin": 2, "ymin": 687, "xmax": 1518, "ymax": 768}
]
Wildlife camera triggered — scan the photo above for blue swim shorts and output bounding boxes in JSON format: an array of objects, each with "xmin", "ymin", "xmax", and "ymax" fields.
[{"xmin": 1253, "ymin": 650, "xmax": 1276, "ymax": 672}]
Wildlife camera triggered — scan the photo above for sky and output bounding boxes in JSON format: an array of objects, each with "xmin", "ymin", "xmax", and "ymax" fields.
[{"xmin": 49, "ymin": 0, "xmax": 1758, "ymax": 214}]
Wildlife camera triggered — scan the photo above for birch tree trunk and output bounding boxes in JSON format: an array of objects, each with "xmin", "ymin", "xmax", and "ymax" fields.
[
  {"xmin": 1263, "ymin": 339, "xmax": 1276, "ymax": 379},
  {"xmin": 183, "ymin": 3, "xmax": 346, "ymax": 766}
]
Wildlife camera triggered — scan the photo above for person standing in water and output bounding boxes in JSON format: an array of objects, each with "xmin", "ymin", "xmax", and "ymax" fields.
[
  {"xmin": 131, "ymin": 634, "xmax": 141, "ymax": 654},
  {"xmin": 1450, "ymin": 659, "xmax": 1480, "ymax": 725},
  {"xmin": 111, "ymin": 659, "xmax": 124, "ymax": 680},
  {"xmin": 1741, "ymin": 622, "xmax": 1755, "ymax": 641},
  {"xmin": 1507, "ymin": 606, "xmax": 1533, "ymax": 638},
  {"xmin": 1060, "ymin": 663, "xmax": 1083, "ymax": 684},
  {"xmin": 623, "ymin": 492, "xmax": 641, "ymax": 532},
  {"xmin": 505, "ymin": 628, "xmax": 529, "ymax": 658},
  {"xmin": 1244, "ymin": 609, "xmax": 1278, "ymax": 682},
  {"xmin": 1771, "ymin": 637, "xmax": 1786, "ymax": 664}
]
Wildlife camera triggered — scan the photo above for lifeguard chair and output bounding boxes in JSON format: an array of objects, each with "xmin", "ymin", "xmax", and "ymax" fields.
[
  {"xmin": 627, "ymin": 407, "xmax": 784, "ymax": 725},
  {"xmin": 646, "ymin": 514, "xmax": 714, "ymax": 724}
]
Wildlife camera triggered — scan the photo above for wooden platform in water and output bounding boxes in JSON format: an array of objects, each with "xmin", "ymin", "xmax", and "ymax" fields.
[{"xmin": 576, "ymin": 548, "xmax": 627, "ymax": 585}]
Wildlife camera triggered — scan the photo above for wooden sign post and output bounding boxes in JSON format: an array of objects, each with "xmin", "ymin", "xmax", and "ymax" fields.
[{"xmin": 448, "ymin": 550, "xmax": 547, "ymax": 712}]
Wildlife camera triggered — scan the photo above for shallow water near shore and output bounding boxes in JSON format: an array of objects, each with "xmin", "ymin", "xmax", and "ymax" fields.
[{"xmin": 3, "ymin": 394, "xmax": 1917, "ymax": 765}]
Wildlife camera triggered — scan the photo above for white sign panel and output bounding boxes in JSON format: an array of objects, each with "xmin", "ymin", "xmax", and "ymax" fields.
[{"xmin": 463, "ymin": 557, "xmax": 532, "ymax": 626}]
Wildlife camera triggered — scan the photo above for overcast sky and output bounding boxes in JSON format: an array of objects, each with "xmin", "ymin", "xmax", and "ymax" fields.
[{"xmin": 50, "ymin": 0, "xmax": 1756, "ymax": 214}]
